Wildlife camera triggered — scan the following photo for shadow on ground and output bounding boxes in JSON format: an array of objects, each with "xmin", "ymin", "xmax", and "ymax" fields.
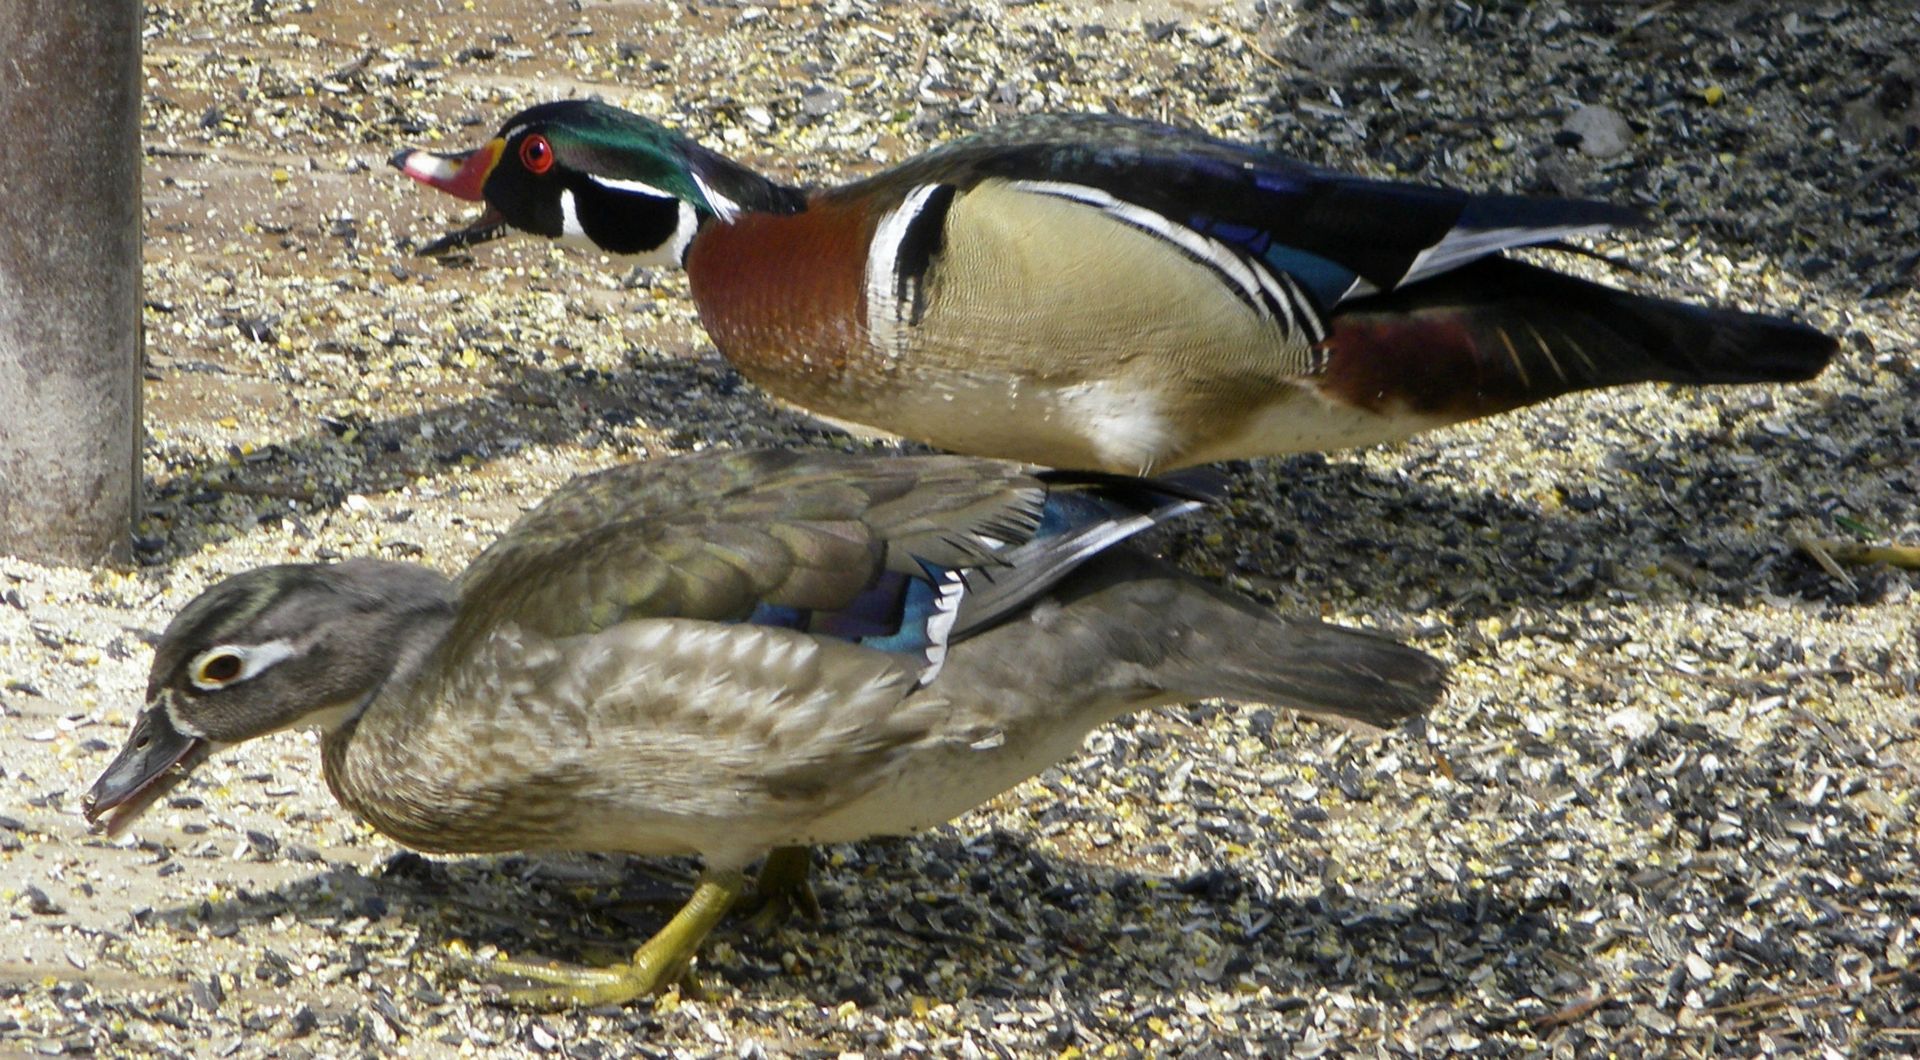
[
  {"xmin": 138, "ymin": 333, "xmax": 1917, "ymax": 630},
  {"xmin": 146, "ymin": 829, "xmax": 1581, "ymax": 1021}
]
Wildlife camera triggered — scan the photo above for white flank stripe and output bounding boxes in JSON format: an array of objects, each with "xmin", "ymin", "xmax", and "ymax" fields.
[
  {"xmin": 1278, "ymin": 270, "xmax": 1327, "ymax": 342},
  {"xmin": 1254, "ymin": 264, "xmax": 1300, "ymax": 335},
  {"xmin": 865, "ymin": 183, "xmax": 946, "ymax": 360}
]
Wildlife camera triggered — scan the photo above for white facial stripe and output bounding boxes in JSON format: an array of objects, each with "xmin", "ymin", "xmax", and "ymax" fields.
[
  {"xmin": 690, "ymin": 171, "xmax": 742, "ymax": 223},
  {"xmin": 657, "ymin": 200, "xmax": 698, "ymax": 265},
  {"xmin": 575, "ymin": 175, "xmax": 701, "ymax": 265},
  {"xmin": 576, "ymin": 171, "xmax": 741, "ymax": 225},
  {"xmin": 155, "ymin": 687, "xmax": 208, "ymax": 738},
  {"xmin": 584, "ymin": 173, "xmax": 676, "ymax": 199},
  {"xmin": 559, "ymin": 188, "xmax": 590, "ymax": 244},
  {"xmin": 239, "ymin": 640, "xmax": 298, "ymax": 679},
  {"xmin": 1010, "ymin": 179, "xmax": 1324, "ymax": 342},
  {"xmin": 865, "ymin": 184, "xmax": 948, "ymax": 359}
]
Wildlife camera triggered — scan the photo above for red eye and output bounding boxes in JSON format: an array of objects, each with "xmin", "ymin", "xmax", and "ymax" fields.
[{"xmin": 519, "ymin": 134, "xmax": 554, "ymax": 174}]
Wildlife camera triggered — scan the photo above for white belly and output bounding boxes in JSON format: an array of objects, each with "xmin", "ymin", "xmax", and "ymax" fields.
[
  {"xmin": 1173, "ymin": 389, "xmax": 1453, "ymax": 467},
  {"xmin": 793, "ymin": 712, "xmax": 1112, "ymax": 847}
]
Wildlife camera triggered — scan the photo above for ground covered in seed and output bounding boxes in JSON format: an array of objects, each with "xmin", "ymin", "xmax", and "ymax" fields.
[{"xmin": 3, "ymin": 0, "xmax": 1917, "ymax": 1056}]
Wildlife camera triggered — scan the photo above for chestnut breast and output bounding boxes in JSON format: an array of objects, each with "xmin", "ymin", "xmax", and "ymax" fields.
[{"xmin": 685, "ymin": 197, "xmax": 890, "ymax": 409}]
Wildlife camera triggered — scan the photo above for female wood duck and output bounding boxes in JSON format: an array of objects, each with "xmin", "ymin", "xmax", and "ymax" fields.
[
  {"xmin": 84, "ymin": 448, "xmax": 1445, "ymax": 1005},
  {"xmin": 394, "ymin": 101, "xmax": 1835, "ymax": 475}
]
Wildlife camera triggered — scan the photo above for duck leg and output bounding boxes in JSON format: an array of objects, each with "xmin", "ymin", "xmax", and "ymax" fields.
[
  {"xmin": 488, "ymin": 868, "xmax": 745, "ymax": 1006},
  {"xmin": 746, "ymin": 845, "xmax": 820, "ymax": 932}
]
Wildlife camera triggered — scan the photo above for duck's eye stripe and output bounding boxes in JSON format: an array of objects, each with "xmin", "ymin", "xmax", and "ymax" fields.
[
  {"xmin": 583, "ymin": 174, "xmax": 677, "ymax": 199},
  {"xmin": 188, "ymin": 641, "xmax": 296, "ymax": 689}
]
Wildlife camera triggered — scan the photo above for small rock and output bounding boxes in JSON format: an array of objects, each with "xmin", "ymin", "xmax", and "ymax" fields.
[
  {"xmin": 801, "ymin": 88, "xmax": 843, "ymax": 119},
  {"xmin": 1561, "ymin": 104, "xmax": 1633, "ymax": 159},
  {"xmin": 1188, "ymin": 25, "xmax": 1227, "ymax": 49},
  {"xmin": 24, "ymin": 886, "xmax": 64, "ymax": 916},
  {"xmin": 282, "ymin": 1005, "xmax": 318, "ymax": 1039},
  {"xmin": 1605, "ymin": 706, "xmax": 1657, "ymax": 739},
  {"xmin": 1531, "ymin": 154, "xmax": 1590, "ymax": 198}
]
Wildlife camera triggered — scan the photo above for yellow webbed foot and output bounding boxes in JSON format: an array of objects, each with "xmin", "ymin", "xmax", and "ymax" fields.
[{"xmin": 479, "ymin": 869, "xmax": 744, "ymax": 1007}]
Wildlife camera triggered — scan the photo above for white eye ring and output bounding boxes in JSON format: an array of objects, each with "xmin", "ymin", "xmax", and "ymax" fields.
[{"xmin": 187, "ymin": 641, "xmax": 296, "ymax": 690}]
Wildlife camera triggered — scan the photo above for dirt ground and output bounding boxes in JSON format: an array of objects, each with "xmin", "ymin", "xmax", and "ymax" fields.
[{"xmin": 3, "ymin": 0, "xmax": 1918, "ymax": 1056}]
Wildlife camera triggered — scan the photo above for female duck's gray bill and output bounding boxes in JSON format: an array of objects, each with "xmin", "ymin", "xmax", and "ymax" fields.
[{"xmin": 83, "ymin": 703, "xmax": 211, "ymax": 838}]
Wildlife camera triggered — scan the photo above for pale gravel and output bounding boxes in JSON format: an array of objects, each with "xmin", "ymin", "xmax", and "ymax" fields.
[{"xmin": 3, "ymin": 1, "xmax": 1918, "ymax": 1057}]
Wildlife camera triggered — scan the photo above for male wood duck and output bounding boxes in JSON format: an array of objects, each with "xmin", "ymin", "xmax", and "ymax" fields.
[
  {"xmin": 394, "ymin": 101, "xmax": 1835, "ymax": 474},
  {"xmin": 84, "ymin": 448, "xmax": 1445, "ymax": 1005}
]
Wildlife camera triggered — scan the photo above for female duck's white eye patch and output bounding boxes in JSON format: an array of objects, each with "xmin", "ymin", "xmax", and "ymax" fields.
[{"xmin": 188, "ymin": 641, "xmax": 295, "ymax": 690}]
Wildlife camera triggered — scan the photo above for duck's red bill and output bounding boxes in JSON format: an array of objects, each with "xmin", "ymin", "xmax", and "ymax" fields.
[
  {"xmin": 389, "ymin": 141, "xmax": 502, "ymax": 202},
  {"xmin": 389, "ymin": 142, "xmax": 511, "ymax": 256}
]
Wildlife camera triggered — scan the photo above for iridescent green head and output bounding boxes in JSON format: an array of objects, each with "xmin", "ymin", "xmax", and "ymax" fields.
[{"xmin": 392, "ymin": 99, "xmax": 783, "ymax": 263}]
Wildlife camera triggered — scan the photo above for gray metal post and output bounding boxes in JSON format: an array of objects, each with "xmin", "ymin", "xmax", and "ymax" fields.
[{"xmin": 0, "ymin": 2, "xmax": 143, "ymax": 566}]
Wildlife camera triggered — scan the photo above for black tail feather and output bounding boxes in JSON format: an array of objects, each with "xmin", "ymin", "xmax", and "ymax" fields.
[{"xmin": 1322, "ymin": 257, "xmax": 1837, "ymax": 420}]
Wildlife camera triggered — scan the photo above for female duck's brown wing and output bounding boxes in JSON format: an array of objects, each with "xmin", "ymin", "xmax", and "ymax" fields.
[{"xmin": 445, "ymin": 448, "xmax": 1207, "ymax": 676}]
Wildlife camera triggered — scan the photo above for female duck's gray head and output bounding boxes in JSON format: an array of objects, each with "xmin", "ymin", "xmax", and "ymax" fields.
[{"xmin": 83, "ymin": 560, "xmax": 454, "ymax": 837}]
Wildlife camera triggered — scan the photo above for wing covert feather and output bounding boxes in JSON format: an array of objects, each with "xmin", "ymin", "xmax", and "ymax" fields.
[{"xmin": 446, "ymin": 450, "xmax": 1055, "ymax": 657}]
